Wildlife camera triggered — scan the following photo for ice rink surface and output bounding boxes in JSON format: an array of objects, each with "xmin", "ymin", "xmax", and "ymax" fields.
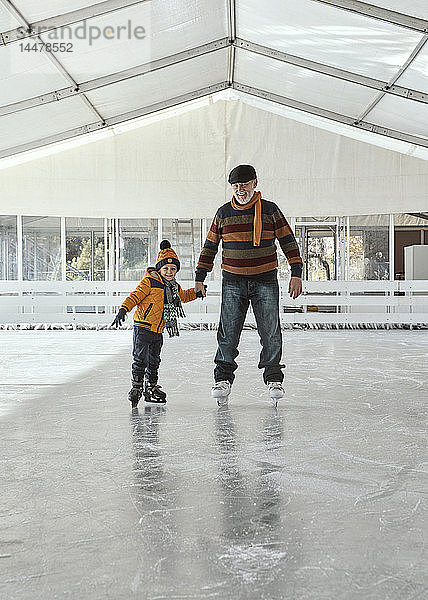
[{"xmin": 1, "ymin": 329, "xmax": 427, "ymax": 600}]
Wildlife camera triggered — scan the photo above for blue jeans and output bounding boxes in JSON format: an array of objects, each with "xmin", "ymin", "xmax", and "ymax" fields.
[
  {"xmin": 132, "ymin": 327, "xmax": 163, "ymax": 384},
  {"xmin": 214, "ymin": 276, "xmax": 284, "ymax": 384}
]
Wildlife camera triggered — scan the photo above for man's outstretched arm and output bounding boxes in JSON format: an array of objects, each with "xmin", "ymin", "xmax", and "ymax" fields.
[
  {"xmin": 272, "ymin": 207, "xmax": 303, "ymax": 298},
  {"xmin": 194, "ymin": 213, "xmax": 222, "ymax": 297}
]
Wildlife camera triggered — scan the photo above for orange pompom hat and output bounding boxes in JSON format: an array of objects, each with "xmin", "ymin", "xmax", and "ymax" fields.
[{"xmin": 155, "ymin": 240, "xmax": 180, "ymax": 272}]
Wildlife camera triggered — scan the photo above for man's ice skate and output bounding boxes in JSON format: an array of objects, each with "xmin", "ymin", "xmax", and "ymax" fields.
[
  {"xmin": 128, "ymin": 379, "xmax": 143, "ymax": 408},
  {"xmin": 211, "ymin": 380, "xmax": 231, "ymax": 406},
  {"xmin": 144, "ymin": 381, "xmax": 167, "ymax": 404},
  {"xmin": 267, "ymin": 381, "xmax": 284, "ymax": 407}
]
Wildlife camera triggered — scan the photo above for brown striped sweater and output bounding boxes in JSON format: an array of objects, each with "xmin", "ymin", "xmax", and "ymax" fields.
[{"xmin": 196, "ymin": 198, "xmax": 303, "ymax": 281}]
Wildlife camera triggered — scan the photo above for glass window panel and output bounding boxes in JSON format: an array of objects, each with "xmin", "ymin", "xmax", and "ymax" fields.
[
  {"xmin": 349, "ymin": 214, "xmax": 390, "ymax": 280},
  {"xmin": 162, "ymin": 219, "xmax": 202, "ymax": 281},
  {"xmin": 0, "ymin": 215, "xmax": 17, "ymax": 280},
  {"xmin": 22, "ymin": 216, "xmax": 61, "ymax": 281},
  {"xmin": 295, "ymin": 226, "xmax": 337, "ymax": 281},
  {"xmin": 119, "ymin": 219, "xmax": 158, "ymax": 281},
  {"xmin": 66, "ymin": 217, "xmax": 105, "ymax": 281}
]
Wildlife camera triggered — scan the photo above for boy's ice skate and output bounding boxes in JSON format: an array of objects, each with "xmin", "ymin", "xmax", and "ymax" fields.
[
  {"xmin": 144, "ymin": 381, "xmax": 167, "ymax": 404},
  {"xmin": 128, "ymin": 379, "xmax": 143, "ymax": 408},
  {"xmin": 211, "ymin": 380, "xmax": 231, "ymax": 407},
  {"xmin": 267, "ymin": 381, "xmax": 284, "ymax": 407}
]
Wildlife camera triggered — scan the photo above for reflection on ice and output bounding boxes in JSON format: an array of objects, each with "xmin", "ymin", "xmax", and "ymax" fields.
[{"xmin": 0, "ymin": 330, "xmax": 426, "ymax": 599}]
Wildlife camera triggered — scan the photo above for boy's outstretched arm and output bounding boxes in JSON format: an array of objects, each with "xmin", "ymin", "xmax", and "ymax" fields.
[
  {"xmin": 121, "ymin": 278, "xmax": 151, "ymax": 311},
  {"xmin": 179, "ymin": 285, "xmax": 207, "ymax": 303},
  {"xmin": 111, "ymin": 278, "xmax": 152, "ymax": 327}
]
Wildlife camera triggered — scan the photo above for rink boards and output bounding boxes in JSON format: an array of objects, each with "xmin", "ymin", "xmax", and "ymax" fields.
[{"xmin": 0, "ymin": 280, "xmax": 428, "ymax": 327}]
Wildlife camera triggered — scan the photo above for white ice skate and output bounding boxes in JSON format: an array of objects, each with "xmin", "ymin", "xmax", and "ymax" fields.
[
  {"xmin": 211, "ymin": 380, "xmax": 231, "ymax": 407},
  {"xmin": 267, "ymin": 382, "xmax": 284, "ymax": 407}
]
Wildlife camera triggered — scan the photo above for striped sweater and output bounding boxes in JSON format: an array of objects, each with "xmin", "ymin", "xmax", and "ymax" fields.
[{"xmin": 196, "ymin": 199, "xmax": 303, "ymax": 281}]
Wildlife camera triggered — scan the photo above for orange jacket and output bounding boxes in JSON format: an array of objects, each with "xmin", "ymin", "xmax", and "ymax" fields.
[{"xmin": 121, "ymin": 267, "xmax": 197, "ymax": 333}]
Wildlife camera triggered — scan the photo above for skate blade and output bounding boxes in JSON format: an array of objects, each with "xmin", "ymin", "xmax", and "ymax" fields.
[
  {"xmin": 144, "ymin": 398, "xmax": 167, "ymax": 405},
  {"xmin": 216, "ymin": 397, "xmax": 229, "ymax": 407}
]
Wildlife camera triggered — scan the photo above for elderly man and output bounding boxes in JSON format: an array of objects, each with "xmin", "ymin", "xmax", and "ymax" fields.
[{"xmin": 194, "ymin": 164, "xmax": 303, "ymax": 404}]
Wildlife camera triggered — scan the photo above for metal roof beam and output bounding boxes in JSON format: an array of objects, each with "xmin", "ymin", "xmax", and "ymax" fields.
[
  {"xmin": 0, "ymin": 0, "xmax": 146, "ymax": 45},
  {"xmin": 3, "ymin": 34, "xmax": 427, "ymax": 119},
  {"xmin": 233, "ymin": 82, "xmax": 428, "ymax": 148},
  {"xmin": 0, "ymin": 38, "xmax": 229, "ymax": 117},
  {"xmin": 227, "ymin": 0, "xmax": 236, "ymax": 86},
  {"xmin": 310, "ymin": 0, "xmax": 428, "ymax": 32},
  {"xmin": 235, "ymin": 39, "xmax": 428, "ymax": 104},
  {"xmin": 0, "ymin": 82, "xmax": 228, "ymax": 160}
]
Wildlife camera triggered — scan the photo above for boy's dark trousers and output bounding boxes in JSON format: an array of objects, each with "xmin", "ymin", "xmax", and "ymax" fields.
[{"xmin": 132, "ymin": 327, "xmax": 163, "ymax": 384}]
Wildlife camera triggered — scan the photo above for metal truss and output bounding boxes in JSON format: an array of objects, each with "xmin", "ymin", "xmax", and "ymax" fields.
[
  {"xmin": 233, "ymin": 83, "xmax": 428, "ymax": 148},
  {"xmin": 235, "ymin": 39, "xmax": 428, "ymax": 104},
  {"xmin": 311, "ymin": 0, "xmax": 428, "ymax": 32},
  {"xmin": 0, "ymin": 0, "xmax": 146, "ymax": 45},
  {"xmin": 0, "ymin": 38, "xmax": 229, "ymax": 117},
  {"xmin": 0, "ymin": 83, "xmax": 228, "ymax": 159},
  {"xmin": 226, "ymin": 0, "xmax": 236, "ymax": 86},
  {"xmin": 2, "ymin": 35, "xmax": 428, "ymax": 119},
  {"xmin": 1, "ymin": 0, "xmax": 428, "ymax": 158}
]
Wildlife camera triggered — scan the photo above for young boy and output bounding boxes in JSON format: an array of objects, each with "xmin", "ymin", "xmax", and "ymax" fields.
[{"xmin": 112, "ymin": 240, "xmax": 204, "ymax": 407}]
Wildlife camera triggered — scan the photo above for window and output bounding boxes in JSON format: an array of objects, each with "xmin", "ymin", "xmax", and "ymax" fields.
[
  {"xmin": 22, "ymin": 216, "xmax": 61, "ymax": 281},
  {"xmin": 0, "ymin": 216, "xmax": 17, "ymax": 280}
]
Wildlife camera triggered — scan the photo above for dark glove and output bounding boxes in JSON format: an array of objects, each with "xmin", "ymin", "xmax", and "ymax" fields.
[
  {"xmin": 111, "ymin": 307, "xmax": 127, "ymax": 328},
  {"xmin": 196, "ymin": 285, "xmax": 207, "ymax": 299}
]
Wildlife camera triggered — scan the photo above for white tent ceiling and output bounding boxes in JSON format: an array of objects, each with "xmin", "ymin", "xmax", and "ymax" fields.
[{"xmin": 0, "ymin": 0, "xmax": 428, "ymax": 162}]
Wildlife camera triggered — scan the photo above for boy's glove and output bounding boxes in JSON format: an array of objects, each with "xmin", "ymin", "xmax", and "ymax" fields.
[
  {"xmin": 111, "ymin": 307, "xmax": 127, "ymax": 327},
  {"xmin": 196, "ymin": 285, "xmax": 207, "ymax": 299}
]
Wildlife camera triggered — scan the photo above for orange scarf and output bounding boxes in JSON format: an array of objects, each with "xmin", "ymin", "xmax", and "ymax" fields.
[{"xmin": 231, "ymin": 191, "xmax": 262, "ymax": 247}]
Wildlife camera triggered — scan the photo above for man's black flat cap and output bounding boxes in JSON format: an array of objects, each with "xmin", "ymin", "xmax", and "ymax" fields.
[{"xmin": 228, "ymin": 164, "xmax": 257, "ymax": 184}]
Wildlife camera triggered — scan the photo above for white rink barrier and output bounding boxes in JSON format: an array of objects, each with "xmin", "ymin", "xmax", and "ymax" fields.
[{"xmin": 0, "ymin": 280, "xmax": 427, "ymax": 328}]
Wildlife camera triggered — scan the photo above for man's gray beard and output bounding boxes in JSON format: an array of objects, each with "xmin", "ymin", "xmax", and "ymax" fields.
[{"xmin": 233, "ymin": 190, "xmax": 256, "ymax": 205}]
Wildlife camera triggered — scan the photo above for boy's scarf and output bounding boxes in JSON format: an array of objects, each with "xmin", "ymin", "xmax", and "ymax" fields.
[
  {"xmin": 231, "ymin": 190, "xmax": 262, "ymax": 247},
  {"xmin": 163, "ymin": 279, "xmax": 185, "ymax": 337}
]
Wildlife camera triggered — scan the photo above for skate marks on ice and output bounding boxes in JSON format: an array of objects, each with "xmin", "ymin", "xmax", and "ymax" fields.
[{"xmin": 0, "ymin": 329, "xmax": 427, "ymax": 599}]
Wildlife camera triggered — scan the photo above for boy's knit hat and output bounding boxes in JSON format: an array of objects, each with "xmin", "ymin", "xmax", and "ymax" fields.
[{"xmin": 155, "ymin": 240, "xmax": 180, "ymax": 272}]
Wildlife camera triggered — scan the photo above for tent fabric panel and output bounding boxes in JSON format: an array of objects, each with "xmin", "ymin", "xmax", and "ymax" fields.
[
  {"xmin": 397, "ymin": 46, "xmax": 428, "ymax": 94},
  {"xmin": 368, "ymin": 95, "xmax": 428, "ymax": 139},
  {"xmin": 36, "ymin": 0, "xmax": 226, "ymax": 82},
  {"xmin": 0, "ymin": 44, "xmax": 71, "ymax": 105},
  {"xmin": 0, "ymin": 100, "xmax": 228, "ymax": 218},
  {"xmin": 0, "ymin": 4, "xmax": 20, "ymax": 30},
  {"xmin": 11, "ymin": 1, "xmax": 107, "ymax": 23},
  {"xmin": 1, "ymin": 100, "xmax": 427, "ymax": 219},
  {"xmin": 148, "ymin": 0, "xmax": 227, "ymax": 61},
  {"xmin": 366, "ymin": 1, "xmax": 428, "ymax": 19},
  {"xmin": 85, "ymin": 50, "xmax": 228, "ymax": 119},
  {"xmin": 232, "ymin": 89, "xmax": 428, "ymax": 160},
  {"xmin": 235, "ymin": 50, "xmax": 378, "ymax": 119},
  {"xmin": 0, "ymin": 97, "xmax": 96, "ymax": 152},
  {"xmin": 236, "ymin": 0, "xmax": 422, "ymax": 81}
]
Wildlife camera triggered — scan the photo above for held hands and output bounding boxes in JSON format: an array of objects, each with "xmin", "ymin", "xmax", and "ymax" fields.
[
  {"xmin": 111, "ymin": 307, "xmax": 127, "ymax": 328},
  {"xmin": 195, "ymin": 282, "xmax": 207, "ymax": 298},
  {"xmin": 289, "ymin": 276, "xmax": 302, "ymax": 299}
]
